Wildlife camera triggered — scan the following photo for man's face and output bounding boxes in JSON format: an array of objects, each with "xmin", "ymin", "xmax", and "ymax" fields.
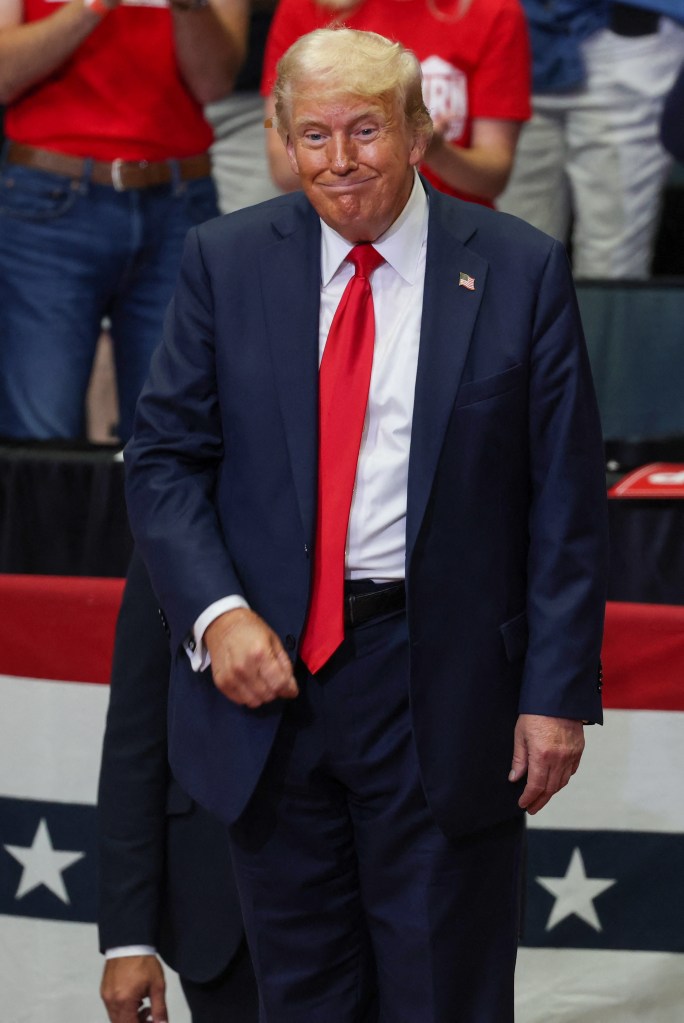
[{"xmin": 285, "ymin": 87, "xmax": 426, "ymax": 242}]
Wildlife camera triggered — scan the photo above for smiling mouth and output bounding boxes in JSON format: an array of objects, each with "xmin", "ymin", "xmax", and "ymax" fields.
[{"xmin": 319, "ymin": 176, "xmax": 375, "ymax": 190}]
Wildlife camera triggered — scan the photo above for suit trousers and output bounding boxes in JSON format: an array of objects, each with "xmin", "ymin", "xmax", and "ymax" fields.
[{"xmin": 228, "ymin": 610, "xmax": 525, "ymax": 1023}]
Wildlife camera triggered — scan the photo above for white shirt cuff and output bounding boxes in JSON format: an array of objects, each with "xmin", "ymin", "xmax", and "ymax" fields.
[
  {"xmin": 186, "ymin": 595, "xmax": 250, "ymax": 671},
  {"xmin": 105, "ymin": 945, "xmax": 157, "ymax": 959}
]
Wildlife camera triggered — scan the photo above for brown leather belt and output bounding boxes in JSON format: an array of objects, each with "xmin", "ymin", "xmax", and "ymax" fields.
[{"xmin": 5, "ymin": 142, "xmax": 212, "ymax": 191}]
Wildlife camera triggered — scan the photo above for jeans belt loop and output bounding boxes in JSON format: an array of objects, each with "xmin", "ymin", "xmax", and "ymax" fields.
[
  {"xmin": 111, "ymin": 158, "xmax": 125, "ymax": 192},
  {"xmin": 169, "ymin": 158, "xmax": 184, "ymax": 196},
  {"xmin": 80, "ymin": 156, "xmax": 94, "ymax": 195}
]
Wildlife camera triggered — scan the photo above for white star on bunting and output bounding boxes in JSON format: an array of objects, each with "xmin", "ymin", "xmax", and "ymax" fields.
[
  {"xmin": 537, "ymin": 846, "xmax": 616, "ymax": 932},
  {"xmin": 4, "ymin": 818, "xmax": 85, "ymax": 904}
]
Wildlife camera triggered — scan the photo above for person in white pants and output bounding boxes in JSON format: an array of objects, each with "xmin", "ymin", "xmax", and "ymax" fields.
[
  {"xmin": 497, "ymin": 2, "xmax": 684, "ymax": 279},
  {"xmin": 206, "ymin": 0, "xmax": 282, "ymax": 213}
]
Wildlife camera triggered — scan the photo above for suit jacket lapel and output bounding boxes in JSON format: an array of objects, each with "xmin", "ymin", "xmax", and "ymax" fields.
[
  {"xmin": 259, "ymin": 199, "xmax": 321, "ymax": 544},
  {"xmin": 406, "ymin": 189, "xmax": 489, "ymax": 563}
]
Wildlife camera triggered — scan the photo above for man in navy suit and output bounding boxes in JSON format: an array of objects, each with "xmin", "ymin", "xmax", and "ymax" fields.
[
  {"xmin": 125, "ymin": 27, "xmax": 608, "ymax": 1022},
  {"xmin": 97, "ymin": 551, "xmax": 258, "ymax": 1023}
]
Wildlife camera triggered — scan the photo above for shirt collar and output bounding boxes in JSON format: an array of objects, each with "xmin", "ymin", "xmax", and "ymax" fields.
[{"xmin": 320, "ymin": 171, "xmax": 428, "ymax": 287}]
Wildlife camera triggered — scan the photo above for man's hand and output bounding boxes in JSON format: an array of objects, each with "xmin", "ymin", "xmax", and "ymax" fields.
[
  {"xmin": 100, "ymin": 955, "xmax": 168, "ymax": 1023},
  {"xmin": 509, "ymin": 713, "xmax": 585, "ymax": 815},
  {"xmin": 205, "ymin": 608, "xmax": 299, "ymax": 708}
]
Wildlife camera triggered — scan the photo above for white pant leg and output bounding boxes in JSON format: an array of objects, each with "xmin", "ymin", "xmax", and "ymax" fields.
[
  {"xmin": 568, "ymin": 18, "xmax": 684, "ymax": 279},
  {"xmin": 206, "ymin": 91, "xmax": 283, "ymax": 215},
  {"xmin": 496, "ymin": 102, "xmax": 573, "ymax": 242}
]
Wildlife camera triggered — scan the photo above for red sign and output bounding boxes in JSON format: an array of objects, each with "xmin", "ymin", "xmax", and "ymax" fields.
[{"xmin": 608, "ymin": 463, "xmax": 684, "ymax": 498}]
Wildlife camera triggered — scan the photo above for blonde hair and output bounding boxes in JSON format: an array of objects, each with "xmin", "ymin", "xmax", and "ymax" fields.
[{"xmin": 274, "ymin": 28, "xmax": 433, "ymax": 147}]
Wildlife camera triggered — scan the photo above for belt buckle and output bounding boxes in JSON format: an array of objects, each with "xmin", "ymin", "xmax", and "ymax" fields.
[{"xmin": 111, "ymin": 158, "xmax": 126, "ymax": 192}]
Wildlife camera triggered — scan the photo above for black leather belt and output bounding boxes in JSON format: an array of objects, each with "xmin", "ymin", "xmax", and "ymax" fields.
[
  {"xmin": 343, "ymin": 581, "xmax": 405, "ymax": 627},
  {"xmin": 609, "ymin": 3, "xmax": 660, "ymax": 36}
]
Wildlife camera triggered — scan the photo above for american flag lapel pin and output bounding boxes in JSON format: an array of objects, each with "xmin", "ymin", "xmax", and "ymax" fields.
[{"xmin": 459, "ymin": 271, "xmax": 475, "ymax": 291}]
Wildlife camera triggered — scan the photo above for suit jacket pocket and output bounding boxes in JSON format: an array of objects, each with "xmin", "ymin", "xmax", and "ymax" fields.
[
  {"xmin": 499, "ymin": 610, "xmax": 528, "ymax": 663},
  {"xmin": 454, "ymin": 364, "xmax": 525, "ymax": 409}
]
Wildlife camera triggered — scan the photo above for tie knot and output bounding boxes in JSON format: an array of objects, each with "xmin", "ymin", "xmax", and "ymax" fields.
[{"xmin": 347, "ymin": 244, "xmax": 384, "ymax": 279}]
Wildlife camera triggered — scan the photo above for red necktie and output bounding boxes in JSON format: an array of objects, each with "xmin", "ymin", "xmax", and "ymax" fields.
[{"xmin": 300, "ymin": 244, "xmax": 385, "ymax": 674}]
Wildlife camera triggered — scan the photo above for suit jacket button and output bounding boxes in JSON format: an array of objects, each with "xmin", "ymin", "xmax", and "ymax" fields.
[{"xmin": 285, "ymin": 634, "xmax": 296, "ymax": 651}]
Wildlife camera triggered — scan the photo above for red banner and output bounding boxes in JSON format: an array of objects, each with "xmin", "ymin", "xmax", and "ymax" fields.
[
  {"xmin": 0, "ymin": 575, "xmax": 124, "ymax": 684},
  {"xmin": 602, "ymin": 601, "xmax": 684, "ymax": 712},
  {"xmin": 1, "ymin": 575, "xmax": 683, "ymax": 712}
]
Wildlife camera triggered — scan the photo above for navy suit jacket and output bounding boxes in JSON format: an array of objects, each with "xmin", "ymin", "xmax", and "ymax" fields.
[
  {"xmin": 125, "ymin": 181, "xmax": 608, "ymax": 839},
  {"xmin": 97, "ymin": 550, "xmax": 244, "ymax": 984}
]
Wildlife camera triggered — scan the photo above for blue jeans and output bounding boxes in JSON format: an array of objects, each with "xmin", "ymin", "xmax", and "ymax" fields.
[{"xmin": 0, "ymin": 152, "xmax": 219, "ymax": 441}]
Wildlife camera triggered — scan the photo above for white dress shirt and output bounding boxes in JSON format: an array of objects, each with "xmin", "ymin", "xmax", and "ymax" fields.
[{"xmin": 320, "ymin": 171, "xmax": 427, "ymax": 580}]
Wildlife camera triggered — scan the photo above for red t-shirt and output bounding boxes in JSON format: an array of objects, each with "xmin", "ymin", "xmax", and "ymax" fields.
[
  {"xmin": 7, "ymin": 0, "xmax": 213, "ymax": 161},
  {"xmin": 261, "ymin": 0, "xmax": 531, "ymax": 205}
]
